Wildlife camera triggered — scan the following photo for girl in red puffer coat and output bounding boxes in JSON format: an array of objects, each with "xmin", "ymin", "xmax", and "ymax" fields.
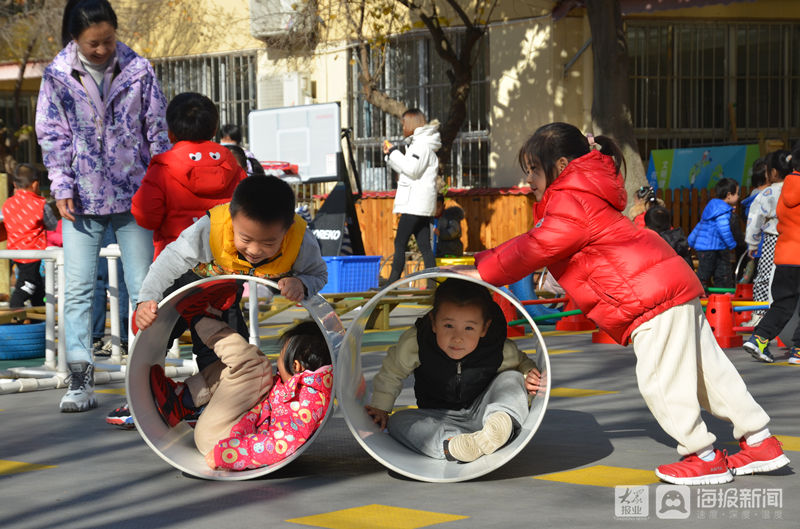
[{"xmin": 458, "ymin": 122, "xmax": 788, "ymax": 486}]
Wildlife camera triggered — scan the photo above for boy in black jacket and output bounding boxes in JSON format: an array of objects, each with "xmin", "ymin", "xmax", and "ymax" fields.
[{"xmin": 364, "ymin": 279, "xmax": 542, "ymax": 462}]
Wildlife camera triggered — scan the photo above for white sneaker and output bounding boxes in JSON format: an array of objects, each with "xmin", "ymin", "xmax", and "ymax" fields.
[
  {"xmin": 59, "ymin": 362, "xmax": 97, "ymax": 412},
  {"xmin": 742, "ymin": 313, "xmax": 763, "ymax": 327},
  {"xmin": 445, "ymin": 411, "xmax": 513, "ymax": 462}
]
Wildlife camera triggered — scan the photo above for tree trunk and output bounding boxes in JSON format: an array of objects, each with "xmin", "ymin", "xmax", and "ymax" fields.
[
  {"xmin": 436, "ymin": 69, "xmax": 471, "ymax": 179},
  {"xmin": 585, "ymin": 0, "xmax": 646, "ymax": 211}
]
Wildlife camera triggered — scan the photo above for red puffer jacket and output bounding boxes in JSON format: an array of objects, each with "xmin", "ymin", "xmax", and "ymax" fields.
[
  {"xmin": 474, "ymin": 150, "xmax": 703, "ymax": 345},
  {"xmin": 132, "ymin": 140, "xmax": 246, "ymax": 258}
]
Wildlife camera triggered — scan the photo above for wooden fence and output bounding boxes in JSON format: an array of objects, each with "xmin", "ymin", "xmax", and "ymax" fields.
[{"xmin": 317, "ymin": 188, "xmax": 537, "ymax": 261}]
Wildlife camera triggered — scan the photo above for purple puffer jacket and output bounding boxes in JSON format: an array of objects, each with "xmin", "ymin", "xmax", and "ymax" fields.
[{"xmin": 35, "ymin": 41, "xmax": 170, "ymax": 216}]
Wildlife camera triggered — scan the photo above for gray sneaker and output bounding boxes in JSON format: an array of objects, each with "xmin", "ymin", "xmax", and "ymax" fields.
[{"xmin": 59, "ymin": 362, "xmax": 97, "ymax": 412}]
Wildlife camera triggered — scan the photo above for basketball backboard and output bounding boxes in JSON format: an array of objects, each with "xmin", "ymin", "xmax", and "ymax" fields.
[{"xmin": 248, "ymin": 102, "xmax": 341, "ymax": 183}]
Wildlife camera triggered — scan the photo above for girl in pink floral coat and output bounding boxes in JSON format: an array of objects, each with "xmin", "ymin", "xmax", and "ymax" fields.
[
  {"xmin": 150, "ymin": 320, "xmax": 332, "ymax": 471},
  {"xmin": 212, "ymin": 362, "xmax": 333, "ymax": 470}
]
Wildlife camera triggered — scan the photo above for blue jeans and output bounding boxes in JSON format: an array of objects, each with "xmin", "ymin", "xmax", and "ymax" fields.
[
  {"xmin": 62, "ymin": 213, "xmax": 153, "ymax": 365},
  {"xmin": 92, "ymin": 226, "xmax": 130, "ymax": 343}
]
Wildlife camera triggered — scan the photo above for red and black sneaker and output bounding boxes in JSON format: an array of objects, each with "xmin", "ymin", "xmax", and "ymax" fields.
[
  {"xmin": 727, "ymin": 436, "xmax": 790, "ymax": 476},
  {"xmin": 175, "ymin": 280, "xmax": 239, "ymax": 325},
  {"xmin": 149, "ymin": 364, "xmax": 194, "ymax": 427},
  {"xmin": 655, "ymin": 450, "xmax": 733, "ymax": 485}
]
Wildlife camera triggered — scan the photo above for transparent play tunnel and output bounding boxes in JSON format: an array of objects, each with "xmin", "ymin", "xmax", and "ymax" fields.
[
  {"xmin": 127, "ymin": 275, "xmax": 343, "ymax": 481},
  {"xmin": 335, "ymin": 270, "xmax": 551, "ymax": 482}
]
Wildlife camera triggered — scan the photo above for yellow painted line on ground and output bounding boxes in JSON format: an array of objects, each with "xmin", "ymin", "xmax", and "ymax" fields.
[
  {"xmin": 534, "ymin": 465, "xmax": 659, "ymax": 487},
  {"xmin": 766, "ymin": 362, "xmax": 800, "ymax": 367},
  {"xmin": 550, "ymin": 387, "xmax": 618, "ymax": 398},
  {"xmin": 728, "ymin": 435, "xmax": 800, "ymax": 452},
  {"xmin": 0, "ymin": 460, "xmax": 56, "ymax": 476},
  {"xmin": 96, "ymin": 388, "xmax": 126, "ymax": 395},
  {"xmin": 391, "ymin": 405, "xmax": 418, "ymax": 412},
  {"xmin": 777, "ymin": 435, "xmax": 800, "ymax": 451},
  {"xmin": 287, "ymin": 504, "xmax": 468, "ymax": 529}
]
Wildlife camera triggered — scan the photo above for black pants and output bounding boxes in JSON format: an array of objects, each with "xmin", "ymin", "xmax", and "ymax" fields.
[
  {"xmin": 10, "ymin": 260, "xmax": 45, "ymax": 308},
  {"xmin": 164, "ymin": 271, "xmax": 248, "ymax": 372},
  {"xmin": 754, "ymin": 265, "xmax": 800, "ymax": 347},
  {"xmin": 695, "ymin": 250, "xmax": 733, "ymax": 290},
  {"xmin": 388, "ymin": 214, "xmax": 436, "ymax": 283}
]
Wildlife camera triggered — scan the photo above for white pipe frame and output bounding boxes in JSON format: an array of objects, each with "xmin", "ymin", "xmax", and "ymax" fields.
[{"xmin": 335, "ymin": 269, "xmax": 552, "ymax": 483}]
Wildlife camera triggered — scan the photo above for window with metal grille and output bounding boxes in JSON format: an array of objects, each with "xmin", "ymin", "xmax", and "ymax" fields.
[
  {"xmin": 628, "ymin": 21, "xmax": 800, "ymax": 156},
  {"xmin": 151, "ymin": 52, "xmax": 258, "ymax": 147},
  {"xmin": 348, "ymin": 30, "xmax": 490, "ymax": 190}
]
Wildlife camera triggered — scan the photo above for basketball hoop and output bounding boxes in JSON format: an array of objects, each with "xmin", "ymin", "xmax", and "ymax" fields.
[{"xmin": 260, "ymin": 161, "xmax": 299, "ymax": 176}]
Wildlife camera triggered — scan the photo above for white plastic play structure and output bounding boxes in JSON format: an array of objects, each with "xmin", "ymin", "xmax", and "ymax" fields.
[
  {"xmin": 126, "ymin": 275, "xmax": 343, "ymax": 481},
  {"xmin": 335, "ymin": 270, "xmax": 551, "ymax": 483}
]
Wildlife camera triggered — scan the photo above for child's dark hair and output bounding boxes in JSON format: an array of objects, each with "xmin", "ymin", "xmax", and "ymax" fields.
[
  {"xmin": 518, "ymin": 122, "xmax": 625, "ymax": 186},
  {"xmin": 166, "ymin": 93, "xmax": 219, "ymax": 142},
  {"xmin": 229, "ymin": 176, "xmax": 295, "ymax": 228},
  {"xmin": 13, "ymin": 163, "xmax": 39, "ymax": 189},
  {"xmin": 402, "ymin": 108, "xmax": 426, "ymax": 121},
  {"xmin": 431, "ymin": 278, "xmax": 493, "ymax": 322},
  {"xmin": 219, "ymin": 124, "xmax": 243, "ymax": 144},
  {"xmin": 751, "ymin": 158, "xmax": 767, "ymax": 188},
  {"xmin": 280, "ymin": 321, "xmax": 331, "ymax": 375},
  {"xmin": 714, "ymin": 177, "xmax": 739, "ymax": 199},
  {"xmin": 791, "ymin": 140, "xmax": 800, "ymax": 172},
  {"xmin": 644, "ymin": 205, "xmax": 671, "ymax": 233},
  {"xmin": 61, "ymin": 0, "xmax": 117, "ymax": 47},
  {"xmin": 225, "ymin": 144, "xmax": 248, "ymax": 170},
  {"xmin": 436, "ymin": 194, "xmax": 445, "ymax": 204},
  {"xmin": 766, "ymin": 149, "xmax": 792, "ymax": 181}
]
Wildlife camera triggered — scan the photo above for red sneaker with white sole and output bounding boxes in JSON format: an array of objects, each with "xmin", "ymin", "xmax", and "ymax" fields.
[
  {"xmin": 655, "ymin": 450, "xmax": 733, "ymax": 485},
  {"xmin": 149, "ymin": 364, "xmax": 194, "ymax": 427},
  {"xmin": 727, "ymin": 436, "xmax": 790, "ymax": 476}
]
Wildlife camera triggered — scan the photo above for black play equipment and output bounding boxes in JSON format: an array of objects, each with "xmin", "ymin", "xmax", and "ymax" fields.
[{"xmin": 309, "ymin": 128, "xmax": 365, "ymax": 256}]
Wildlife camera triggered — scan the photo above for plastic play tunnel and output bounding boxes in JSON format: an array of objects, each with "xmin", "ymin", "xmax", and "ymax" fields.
[
  {"xmin": 127, "ymin": 275, "xmax": 343, "ymax": 481},
  {"xmin": 335, "ymin": 270, "xmax": 551, "ymax": 482}
]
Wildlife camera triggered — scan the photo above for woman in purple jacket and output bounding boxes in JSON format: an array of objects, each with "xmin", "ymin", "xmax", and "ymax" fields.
[{"xmin": 35, "ymin": 0, "xmax": 170, "ymax": 413}]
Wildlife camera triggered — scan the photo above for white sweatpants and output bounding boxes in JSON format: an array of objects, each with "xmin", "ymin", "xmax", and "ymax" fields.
[{"xmin": 630, "ymin": 299, "xmax": 770, "ymax": 456}]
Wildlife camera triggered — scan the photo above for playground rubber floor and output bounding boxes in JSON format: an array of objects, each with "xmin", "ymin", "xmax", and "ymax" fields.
[{"xmin": 1, "ymin": 303, "xmax": 798, "ymax": 529}]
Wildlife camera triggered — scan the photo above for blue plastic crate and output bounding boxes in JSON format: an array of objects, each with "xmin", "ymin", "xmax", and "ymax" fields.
[{"xmin": 320, "ymin": 255, "xmax": 382, "ymax": 293}]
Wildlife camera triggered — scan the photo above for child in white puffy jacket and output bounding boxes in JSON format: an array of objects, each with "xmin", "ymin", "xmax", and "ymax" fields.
[{"xmin": 384, "ymin": 109, "xmax": 441, "ymax": 283}]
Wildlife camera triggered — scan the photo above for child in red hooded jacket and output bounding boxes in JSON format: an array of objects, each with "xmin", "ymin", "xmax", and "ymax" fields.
[
  {"xmin": 457, "ymin": 122, "xmax": 788, "ymax": 486},
  {"xmin": 132, "ymin": 92, "xmax": 245, "ymax": 259},
  {"xmin": 105, "ymin": 93, "xmax": 247, "ymax": 429}
]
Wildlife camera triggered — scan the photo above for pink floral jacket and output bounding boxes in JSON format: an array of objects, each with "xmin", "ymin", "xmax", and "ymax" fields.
[{"xmin": 213, "ymin": 365, "xmax": 333, "ymax": 470}]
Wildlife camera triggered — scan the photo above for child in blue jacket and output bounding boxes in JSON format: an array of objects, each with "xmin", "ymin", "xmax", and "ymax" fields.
[{"xmin": 688, "ymin": 178, "xmax": 740, "ymax": 291}]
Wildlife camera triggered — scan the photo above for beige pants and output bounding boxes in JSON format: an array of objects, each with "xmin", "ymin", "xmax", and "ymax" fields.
[
  {"xmin": 184, "ymin": 318, "xmax": 273, "ymax": 455},
  {"xmin": 631, "ymin": 299, "xmax": 770, "ymax": 456}
]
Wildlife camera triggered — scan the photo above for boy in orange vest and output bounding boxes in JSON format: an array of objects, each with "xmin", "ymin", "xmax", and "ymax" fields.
[{"xmin": 135, "ymin": 176, "xmax": 327, "ymax": 371}]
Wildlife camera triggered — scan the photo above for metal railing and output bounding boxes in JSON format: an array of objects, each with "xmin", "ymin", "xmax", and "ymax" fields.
[{"xmin": 0, "ymin": 246, "xmax": 173, "ymax": 394}]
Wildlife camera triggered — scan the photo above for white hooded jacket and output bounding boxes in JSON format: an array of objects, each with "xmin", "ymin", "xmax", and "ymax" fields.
[{"xmin": 386, "ymin": 120, "xmax": 442, "ymax": 216}]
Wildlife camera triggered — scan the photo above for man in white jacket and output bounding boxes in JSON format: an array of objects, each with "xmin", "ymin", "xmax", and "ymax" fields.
[{"xmin": 384, "ymin": 108, "xmax": 442, "ymax": 283}]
